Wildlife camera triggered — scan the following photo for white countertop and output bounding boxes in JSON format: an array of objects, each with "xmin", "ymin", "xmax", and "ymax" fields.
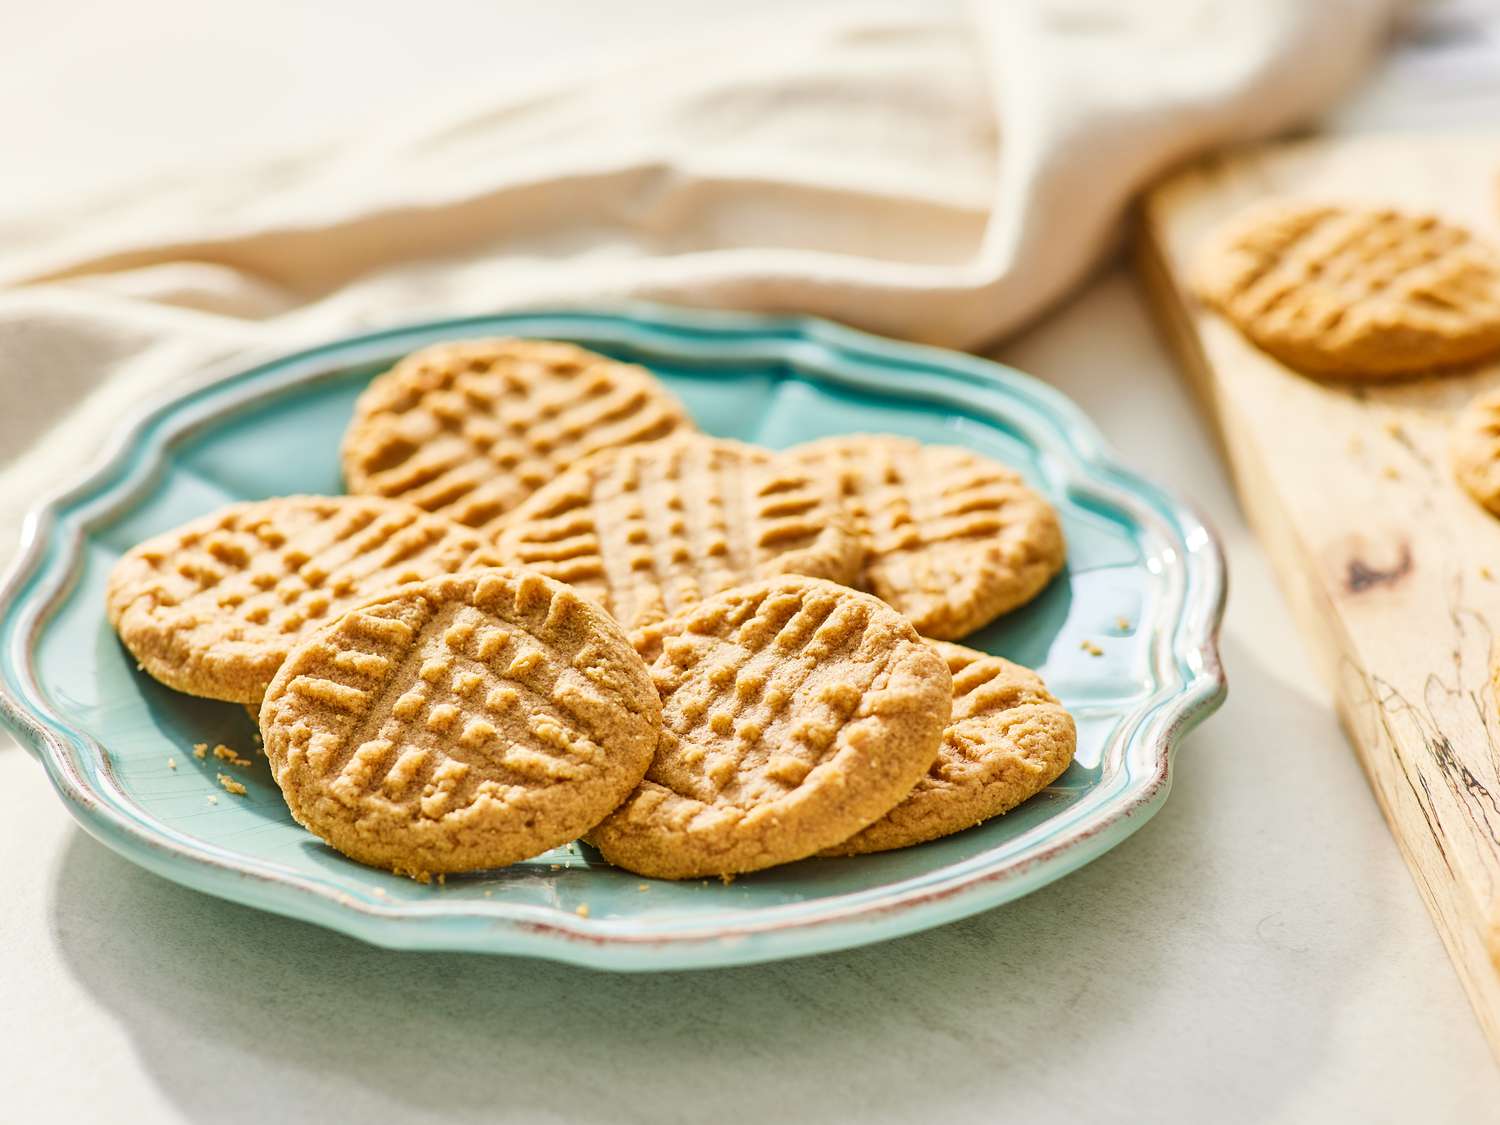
[{"xmin": 1, "ymin": 3, "xmax": 1495, "ymax": 1121}]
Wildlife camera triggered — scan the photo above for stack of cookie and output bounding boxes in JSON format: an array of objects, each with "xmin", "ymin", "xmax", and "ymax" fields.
[{"xmin": 108, "ymin": 339, "xmax": 1076, "ymax": 880}]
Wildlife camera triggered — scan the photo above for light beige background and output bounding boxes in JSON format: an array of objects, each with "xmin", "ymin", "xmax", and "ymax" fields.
[{"xmin": 1, "ymin": 2, "xmax": 1496, "ymax": 1121}]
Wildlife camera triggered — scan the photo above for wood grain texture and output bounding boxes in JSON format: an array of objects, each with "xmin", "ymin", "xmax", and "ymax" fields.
[{"xmin": 1136, "ymin": 133, "xmax": 1500, "ymax": 1056}]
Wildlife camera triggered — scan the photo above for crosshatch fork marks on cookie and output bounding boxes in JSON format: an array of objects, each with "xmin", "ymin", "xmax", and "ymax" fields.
[
  {"xmin": 260, "ymin": 569, "xmax": 658, "ymax": 875},
  {"xmin": 650, "ymin": 583, "xmax": 886, "ymax": 803},
  {"xmin": 106, "ymin": 495, "xmax": 498, "ymax": 704},
  {"xmin": 495, "ymin": 436, "xmax": 862, "ymax": 632},
  {"xmin": 1194, "ymin": 201, "xmax": 1500, "ymax": 379},
  {"xmin": 342, "ymin": 339, "xmax": 694, "ymax": 535},
  {"xmin": 588, "ymin": 576, "xmax": 951, "ymax": 880},
  {"xmin": 788, "ymin": 435, "xmax": 1065, "ymax": 640}
]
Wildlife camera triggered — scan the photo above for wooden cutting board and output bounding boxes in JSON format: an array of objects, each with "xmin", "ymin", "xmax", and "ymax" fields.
[{"xmin": 1136, "ymin": 132, "xmax": 1500, "ymax": 1057}]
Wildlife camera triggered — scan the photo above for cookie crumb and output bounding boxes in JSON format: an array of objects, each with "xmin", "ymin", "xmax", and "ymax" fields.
[
  {"xmin": 550, "ymin": 864, "xmax": 561, "ymax": 871},
  {"xmin": 1080, "ymin": 639, "xmax": 1104, "ymax": 657},
  {"xmin": 217, "ymin": 772, "xmax": 248, "ymax": 796},
  {"xmin": 1115, "ymin": 616, "xmax": 1131, "ymax": 632},
  {"xmin": 436, "ymin": 873, "xmax": 446, "ymax": 886},
  {"xmin": 166, "ymin": 757, "xmax": 177, "ymax": 770},
  {"xmin": 206, "ymin": 794, "xmax": 218, "ymax": 805},
  {"xmin": 482, "ymin": 889, "xmax": 493, "ymax": 897},
  {"xmin": 192, "ymin": 742, "xmax": 208, "ymax": 760},
  {"xmin": 1381, "ymin": 465, "xmax": 1400, "ymax": 480},
  {"xmin": 1382, "ymin": 419, "xmax": 1405, "ymax": 440},
  {"xmin": 1482, "ymin": 566, "xmax": 1494, "ymax": 582},
  {"xmin": 637, "ymin": 883, "xmax": 649, "ymax": 892},
  {"xmin": 212, "ymin": 743, "xmax": 253, "ymax": 767},
  {"xmin": 575, "ymin": 903, "xmax": 590, "ymax": 918},
  {"xmin": 719, "ymin": 873, "xmax": 736, "ymax": 886}
]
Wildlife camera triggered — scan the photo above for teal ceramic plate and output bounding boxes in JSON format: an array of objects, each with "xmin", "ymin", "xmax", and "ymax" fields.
[{"xmin": 0, "ymin": 306, "xmax": 1224, "ymax": 969}]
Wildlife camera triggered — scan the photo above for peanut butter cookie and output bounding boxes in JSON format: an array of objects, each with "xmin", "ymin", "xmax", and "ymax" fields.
[
  {"xmin": 341, "ymin": 339, "xmax": 693, "ymax": 534},
  {"xmin": 587, "ymin": 576, "xmax": 951, "ymax": 879},
  {"xmin": 824, "ymin": 641, "xmax": 1075, "ymax": 855},
  {"xmin": 260, "ymin": 568, "xmax": 660, "ymax": 877},
  {"xmin": 107, "ymin": 495, "xmax": 498, "ymax": 704},
  {"xmin": 788, "ymin": 435, "xmax": 1065, "ymax": 640},
  {"xmin": 494, "ymin": 435, "xmax": 862, "ymax": 633},
  {"xmin": 1195, "ymin": 200, "xmax": 1500, "ymax": 378},
  {"xmin": 1453, "ymin": 386, "xmax": 1500, "ymax": 516}
]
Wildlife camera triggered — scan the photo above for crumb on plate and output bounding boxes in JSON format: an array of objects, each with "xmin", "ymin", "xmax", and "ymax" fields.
[{"xmin": 212, "ymin": 743, "xmax": 253, "ymax": 767}]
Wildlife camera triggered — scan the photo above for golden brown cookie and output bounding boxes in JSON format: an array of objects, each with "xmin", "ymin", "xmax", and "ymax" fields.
[
  {"xmin": 787, "ymin": 435, "xmax": 1065, "ymax": 640},
  {"xmin": 260, "ymin": 568, "xmax": 660, "ymax": 877},
  {"xmin": 1453, "ymin": 387, "xmax": 1500, "ymax": 515},
  {"xmin": 107, "ymin": 496, "xmax": 499, "ymax": 705},
  {"xmin": 341, "ymin": 339, "xmax": 694, "ymax": 534},
  {"xmin": 1491, "ymin": 645, "xmax": 1500, "ymax": 720},
  {"xmin": 493, "ymin": 435, "xmax": 862, "ymax": 633},
  {"xmin": 823, "ymin": 641, "xmax": 1075, "ymax": 856},
  {"xmin": 1195, "ymin": 200, "xmax": 1500, "ymax": 379},
  {"xmin": 586, "ymin": 575, "xmax": 951, "ymax": 879}
]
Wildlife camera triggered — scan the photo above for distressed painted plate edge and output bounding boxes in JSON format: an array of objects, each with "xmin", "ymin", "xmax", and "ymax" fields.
[{"xmin": 0, "ymin": 304, "xmax": 1225, "ymax": 969}]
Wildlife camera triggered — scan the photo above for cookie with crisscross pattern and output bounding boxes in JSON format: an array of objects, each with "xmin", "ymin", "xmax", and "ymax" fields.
[
  {"xmin": 342, "ymin": 339, "xmax": 694, "ymax": 533},
  {"xmin": 1195, "ymin": 200, "xmax": 1500, "ymax": 378},
  {"xmin": 586, "ymin": 576, "xmax": 950, "ymax": 879},
  {"xmin": 107, "ymin": 495, "xmax": 499, "ymax": 704},
  {"xmin": 260, "ymin": 568, "xmax": 659, "ymax": 877},
  {"xmin": 788, "ymin": 435, "xmax": 1064, "ymax": 640},
  {"xmin": 494, "ymin": 435, "xmax": 862, "ymax": 633},
  {"xmin": 824, "ymin": 641, "xmax": 1075, "ymax": 855}
]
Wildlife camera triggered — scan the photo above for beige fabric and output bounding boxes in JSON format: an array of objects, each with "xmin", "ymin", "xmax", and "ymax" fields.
[{"xmin": 0, "ymin": 0, "xmax": 1395, "ymax": 561}]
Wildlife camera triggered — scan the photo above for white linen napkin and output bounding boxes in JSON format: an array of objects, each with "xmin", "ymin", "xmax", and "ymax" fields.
[{"xmin": 0, "ymin": 0, "xmax": 1396, "ymax": 560}]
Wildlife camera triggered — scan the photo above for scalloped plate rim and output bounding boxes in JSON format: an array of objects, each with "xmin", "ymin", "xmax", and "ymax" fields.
[{"xmin": 0, "ymin": 303, "xmax": 1226, "ymax": 970}]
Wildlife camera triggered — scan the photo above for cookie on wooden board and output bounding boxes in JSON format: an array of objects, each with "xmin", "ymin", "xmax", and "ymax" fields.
[
  {"xmin": 342, "ymin": 339, "xmax": 694, "ymax": 535},
  {"xmin": 1452, "ymin": 386, "xmax": 1500, "ymax": 516},
  {"xmin": 260, "ymin": 568, "xmax": 660, "ymax": 877},
  {"xmin": 107, "ymin": 495, "xmax": 499, "ymax": 704},
  {"xmin": 824, "ymin": 640, "xmax": 1075, "ymax": 855},
  {"xmin": 586, "ymin": 576, "xmax": 952, "ymax": 879},
  {"xmin": 1195, "ymin": 200, "xmax": 1500, "ymax": 379},
  {"xmin": 787, "ymin": 435, "xmax": 1065, "ymax": 640},
  {"xmin": 494, "ymin": 435, "xmax": 862, "ymax": 633}
]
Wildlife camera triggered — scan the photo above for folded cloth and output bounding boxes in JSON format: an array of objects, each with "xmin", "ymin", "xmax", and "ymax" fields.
[{"xmin": 0, "ymin": 0, "xmax": 1396, "ymax": 561}]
